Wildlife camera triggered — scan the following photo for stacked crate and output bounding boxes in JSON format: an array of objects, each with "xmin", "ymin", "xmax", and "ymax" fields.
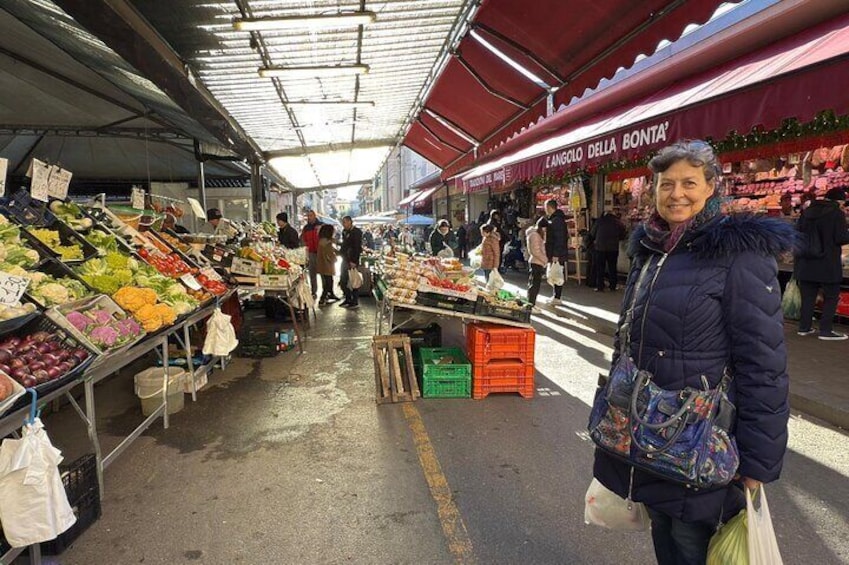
[
  {"xmin": 417, "ymin": 347, "xmax": 472, "ymax": 398},
  {"xmin": 466, "ymin": 324, "xmax": 535, "ymax": 400}
]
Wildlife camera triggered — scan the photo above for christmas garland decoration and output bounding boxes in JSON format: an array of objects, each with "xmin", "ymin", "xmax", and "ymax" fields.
[{"xmin": 529, "ymin": 110, "xmax": 849, "ymax": 184}]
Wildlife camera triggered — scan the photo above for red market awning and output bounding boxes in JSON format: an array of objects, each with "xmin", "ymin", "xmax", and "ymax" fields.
[
  {"xmin": 397, "ymin": 191, "xmax": 421, "ymax": 207},
  {"xmin": 403, "ymin": 0, "xmax": 732, "ymax": 170},
  {"xmin": 410, "ymin": 185, "xmax": 442, "ymax": 210},
  {"xmin": 459, "ymin": 13, "xmax": 849, "ymax": 190}
]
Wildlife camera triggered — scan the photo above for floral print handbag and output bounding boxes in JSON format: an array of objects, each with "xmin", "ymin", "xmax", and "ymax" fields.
[{"xmin": 588, "ymin": 259, "xmax": 740, "ymax": 489}]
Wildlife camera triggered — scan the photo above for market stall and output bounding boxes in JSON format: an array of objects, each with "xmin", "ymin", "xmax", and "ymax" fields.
[
  {"xmin": 372, "ymin": 253, "xmax": 535, "ymax": 402},
  {"xmin": 0, "ymin": 185, "xmax": 312, "ymax": 563}
]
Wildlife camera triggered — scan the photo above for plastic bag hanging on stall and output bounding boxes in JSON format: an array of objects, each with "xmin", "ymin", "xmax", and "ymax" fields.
[
  {"xmin": 0, "ymin": 419, "xmax": 76, "ymax": 547},
  {"xmin": 202, "ymin": 307, "xmax": 239, "ymax": 356}
]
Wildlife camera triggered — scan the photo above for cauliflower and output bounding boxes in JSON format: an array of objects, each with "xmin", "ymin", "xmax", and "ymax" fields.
[
  {"xmin": 116, "ymin": 318, "xmax": 142, "ymax": 338},
  {"xmin": 89, "ymin": 326, "xmax": 119, "ymax": 348},
  {"xmin": 0, "ymin": 264, "xmax": 28, "ymax": 277},
  {"xmin": 90, "ymin": 309, "xmax": 114, "ymax": 326},
  {"xmin": 66, "ymin": 311, "xmax": 92, "ymax": 332},
  {"xmin": 32, "ymin": 282, "xmax": 70, "ymax": 306},
  {"xmin": 113, "ymin": 286, "xmax": 157, "ymax": 313}
]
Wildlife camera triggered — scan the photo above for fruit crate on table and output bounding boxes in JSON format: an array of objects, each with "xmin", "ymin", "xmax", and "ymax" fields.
[
  {"xmin": 46, "ymin": 294, "xmax": 147, "ymax": 360},
  {"xmin": 418, "ymin": 347, "xmax": 471, "ymax": 398},
  {"xmin": 42, "ymin": 454, "xmax": 102, "ymax": 555},
  {"xmin": 472, "ymin": 360, "xmax": 535, "ymax": 400},
  {"xmin": 415, "ymin": 292, "xmax": 476, "ymax": 314},
  {"xmin": 2, "ymin": 188, "xmax": 57, "ymax": 226},
  {"xmin": 23, "ymin": 219, "xmax": 99, "ymax": 265},
  {"xmin": 466, "ymin": 323, "xmax": 535, "ymax": 365},
  {"xmin": 22, "ymin": 258, "xmax": 97, "ymax": 311},
  {"xmin": 0, "ymin": 315, "xmax": 99, "ymax": 410},
  {"xmin": 474, "ymin": 297, "xmax": 532, "ymax": 324}
]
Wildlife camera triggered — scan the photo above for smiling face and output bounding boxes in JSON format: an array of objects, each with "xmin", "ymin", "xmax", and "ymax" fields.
[{"xmin": 655, "ymin": 160, "xmax": 715, "ymax": 228}]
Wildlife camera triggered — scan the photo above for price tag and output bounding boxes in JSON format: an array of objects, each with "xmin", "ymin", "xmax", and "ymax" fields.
[
  {"xmin": 0, "ymin": 272, "xmax": 30, "ymax": 305},
  {"xmin": 0, "ymin": 158, "xmax": 7, "ymax": 196},
  {"xmin": 180, "ymin": 274, "xmax": 203, "ymax": 291},
  {"xmin": 131, "ymin": 187, "xmax": 146, "ymax": 210},
  {"xmin": 47, "ymin": 166, "xmax": 72, "ymax": 199},
  {"xmin": 200, "ymin": 267, "xmax": 222, "ymax": 282},
  {"xmin": 30, "ymin": 159, "xmax": 50, "ymax": 202}
]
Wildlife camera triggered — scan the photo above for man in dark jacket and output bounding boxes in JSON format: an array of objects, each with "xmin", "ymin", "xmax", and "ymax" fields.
[
  {"xmin": 545, "ymin": 199, "xmax": 568, "ymax": 304},
  {"xmin": 456, "ymin": 223, "xmax": 468, "ymax": 259},
  {"xmin": 339, "ymin": 216, "xmax": 364, "ymax": 309},
  {"xmin": 795, "ymin": 187, "xmax": 849, "ymax": 340},
  {"xmin": 300, "ymin": 210, "xmax": 322, "ymax": 299},
  {"xmin": 276, "ymin": 212, "xmax": 300, "ymax": 249},
  {"xmin": 590, "ymin": 211, "xmax": 627, "ymax": 292}
]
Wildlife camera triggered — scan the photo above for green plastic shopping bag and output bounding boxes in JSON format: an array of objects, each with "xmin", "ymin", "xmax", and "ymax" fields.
[{"xmin": 707, "ymin": 509, "xmax": 748, "ymax": 565}]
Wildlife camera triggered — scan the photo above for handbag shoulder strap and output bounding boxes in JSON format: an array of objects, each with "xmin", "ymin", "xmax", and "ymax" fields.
[{"xmin": 619, "ymin": 258, "xmax": 654, "ymax": 358}]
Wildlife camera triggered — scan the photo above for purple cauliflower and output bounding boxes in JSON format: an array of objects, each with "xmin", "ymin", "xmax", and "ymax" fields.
[
  {"xmin": 90, "ymin": 309, "xmax": 114, "ymax": 326},
  {"xmin": 88, "ymin": 326, "xmax": 119, "ymax": 348},
  {"xmin": 115, "ymin": 318, "xmax": 142, "ymax": 338},
  {"xmin": 66, "ymin": 311, "xmax": 92, "ymax": 333}
]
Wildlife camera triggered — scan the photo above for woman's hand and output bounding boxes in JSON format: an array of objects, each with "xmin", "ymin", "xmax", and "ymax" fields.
[{"xmin": 738, "ymin": 476, "xmax": 762, "ymax": 491}]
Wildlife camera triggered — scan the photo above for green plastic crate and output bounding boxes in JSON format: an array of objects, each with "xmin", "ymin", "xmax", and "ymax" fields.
[{"xmin": 418, "ymin": 347, "xmax": 471, "ymax": 398}]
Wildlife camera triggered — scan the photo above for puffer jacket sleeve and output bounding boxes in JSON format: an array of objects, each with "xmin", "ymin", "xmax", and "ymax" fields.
[{"xmin": 723, "ymin": 251, "xmax": 790, "ymax": 483}]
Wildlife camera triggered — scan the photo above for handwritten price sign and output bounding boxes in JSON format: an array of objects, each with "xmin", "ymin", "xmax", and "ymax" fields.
[{"xmin": 0, "ymin": 272, "xmax": 30, "ymax": 305}]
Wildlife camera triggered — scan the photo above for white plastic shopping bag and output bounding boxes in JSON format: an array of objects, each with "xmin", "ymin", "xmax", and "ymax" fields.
[
  {"xmin": 0, "ymin": 419, "xmax": 76, "ymax": 547},
  {"xmin": 469, "ymin": 245, "xmax": 483, "ymax": 269},
  {"xmin": 547, "ymin": 261, "xmax": 565, "ymax": 286},
  {"xmin": 747, "ymin": 486, "xmax": 783, "ymax": 565},
  {"xmin": 348, "ymin": 267, "xmax": 364, "ymax": 290},
  {"xmin": 584, "ymin": 478, "xmax": 649, "ymax": 531},
  {"xmin": 202, "ymin": 308, "xmax": 239, "ymax": 356},
  {"xmin": 486, "ymin": 270, "xmax": 505, "ymax": 292}
]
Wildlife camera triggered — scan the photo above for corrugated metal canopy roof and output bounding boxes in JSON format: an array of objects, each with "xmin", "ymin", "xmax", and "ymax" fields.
[{"xmin": 130, "ymin": 0, "xmax": 471, "ymax": 191}]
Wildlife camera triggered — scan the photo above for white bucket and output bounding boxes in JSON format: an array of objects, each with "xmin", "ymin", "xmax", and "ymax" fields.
[{"xmin": 134, "ymin": 367, "xmax": 186, "ymax": 416}]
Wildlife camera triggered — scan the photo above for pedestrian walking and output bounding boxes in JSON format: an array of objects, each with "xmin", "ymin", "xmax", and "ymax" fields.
[
  {"xmin": 589, "ymin": 140, "xmax": 795, "ymax": 565},
  {"xmin": 525, "ymin": 217, "xmax": 548, "ymax": 307},
  {"xmin": 276, "ymin": 212, "xmax": 300, "ymax": 249},
  {"xmin": 480, "ymin": 224, "xmax": 500, "ymax": 280},
  {"xmin": 316, "ymin": 224, "xmax": 340, "ymax": 306},
  {"xmin": 544, "ymin": 199, "xmax": 568, "ymax": 304},
  {"xmin": 339, "ymin": 216, "xmax": 363, "ymax": 309},
  {"xmin": 795, "ymin": 187, "xmax": 849, "ymax": 340},
  {"xmin": 299, "ymin": 209, "xmax": 322, "ymax": 299},
  {"xmin": 487, "ymin": 210, "xmax": 507, "ymax": 270},
  {"xmin": 590, "ymin": 211, "xmax": 626, "ymax": 291},
  {"xmin": 456, "ymin": 223, "xmax": 468, "ymax": 259}
]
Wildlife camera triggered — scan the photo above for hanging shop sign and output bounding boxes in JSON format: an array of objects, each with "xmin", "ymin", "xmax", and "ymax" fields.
[{"xmin": 462, "ymin": 168, "xmax": 506, "ymax": 194}]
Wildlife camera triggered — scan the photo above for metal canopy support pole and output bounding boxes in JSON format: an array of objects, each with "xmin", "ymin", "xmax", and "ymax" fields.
[
  {"xmin": 198, "ymin": 158, "xmax": 208, "ymax": 212},
  {"xmin": 250, "ymin": 162, "xmax": 262, "ymax": 222}
]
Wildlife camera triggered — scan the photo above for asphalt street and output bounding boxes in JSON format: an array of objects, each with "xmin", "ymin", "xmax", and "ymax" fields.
[{"xmin": 28, "ymin": 300, "xmax": 849, "ymax": 565}]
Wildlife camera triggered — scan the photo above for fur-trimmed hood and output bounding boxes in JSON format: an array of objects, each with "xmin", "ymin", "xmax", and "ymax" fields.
[{"xmin": 628, "ymin": 214, "xmax": 800, "ymax": 260}]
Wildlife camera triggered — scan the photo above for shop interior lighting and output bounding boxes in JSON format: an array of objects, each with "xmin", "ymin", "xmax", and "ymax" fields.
[
  {"xmin": 234, "ymin": 11, "xmax": 377, "ymax": 31},
  {"xmin": 286, "ymin": 100, "xmax": 375, "ymax": 108},
  {"xmin": 258, "ymin": 65, "xmax": 370, "ymax": 78}
]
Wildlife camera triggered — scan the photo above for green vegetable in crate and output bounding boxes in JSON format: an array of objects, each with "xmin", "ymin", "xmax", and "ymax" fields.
[
  {"xmin": 0, "ymin": 244, "xmax": 40, "ymax": 269},
  {"xmin": 0, "ymin": 216, "xmax": 20, "ymax": 243},
  {"xmin": 29, "ymin": 228, "xmax": 84, "ymax": 261},
  {"xmin": 49, "ymin": 201, "xmax": 93, "ymax": 232},
  {"xmin": 0, "ymin": 302, "xmax": 37, "ymax": 321},
  {"xmin": 84, "ymin": 230, "xmax": 118, "ymax": 253}
]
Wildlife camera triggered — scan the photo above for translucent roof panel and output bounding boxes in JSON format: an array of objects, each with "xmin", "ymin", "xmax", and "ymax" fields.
[{"xmin": 130, "ymin": 0, "xmax": 469, "ymax": 190}]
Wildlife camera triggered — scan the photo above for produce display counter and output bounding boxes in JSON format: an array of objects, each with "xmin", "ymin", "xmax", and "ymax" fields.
[{"xmin": 376, "ymin": 298, "xmax": 532, "ymax": 336}]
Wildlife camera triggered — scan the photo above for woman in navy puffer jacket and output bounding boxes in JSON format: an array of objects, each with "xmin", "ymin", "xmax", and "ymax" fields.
[{"xmin": 591, "ymin": 140, "xmax": 796, "ymax": 565}]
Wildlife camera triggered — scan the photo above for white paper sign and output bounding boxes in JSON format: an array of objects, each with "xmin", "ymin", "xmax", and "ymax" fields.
[
  {"xmin": 0, "ymin": 158, "xmax": 8, "ymax": 196},
  {"xmin": 0, "ymin": 272, "xmax": 30, "ymax": 305},
  {"xmin": 30, "ymin": 159, "xmax": 50, "ymax": 202},
  {"xmin": 47, "ymin": 166, "xmax": 72, "ymax": 199},
  {"xmin": 187, "ymin": 197, "xmax": 206, "ymax": 219},
  {"xmin": 200, "ymin": 267, "xmax": 223, "ymax": 282},
  {"xmin": 180, "ymin": 274, "xmax": 203, "ymax": 291},
  {"xmin": 230, "ymin": 257, "xmax": 262, "ymax": 276},
  {"xmin": 131, "ymin": 187, "xmax": 145, "ymax": 210}
]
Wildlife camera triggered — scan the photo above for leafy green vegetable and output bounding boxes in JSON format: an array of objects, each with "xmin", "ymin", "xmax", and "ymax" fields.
[{"xmin": 85, "ymin": 231, "xmax": 118, "ymax": 252}]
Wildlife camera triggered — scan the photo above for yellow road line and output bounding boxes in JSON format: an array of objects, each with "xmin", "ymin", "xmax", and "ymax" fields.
[{"xmin": 402, "ymin": 402, "xmax": 477, "ymax": 565}]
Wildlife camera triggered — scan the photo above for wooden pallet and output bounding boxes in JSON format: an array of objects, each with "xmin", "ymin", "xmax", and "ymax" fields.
[{"xmin": 372, "ymin": 335, "xmax": 420, "ymax": 404}]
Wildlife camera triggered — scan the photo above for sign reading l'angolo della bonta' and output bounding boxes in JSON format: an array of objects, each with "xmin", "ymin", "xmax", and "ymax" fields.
[{"xmin": 542, "ymin": 120, "xmax": 671, "ymax": 171}]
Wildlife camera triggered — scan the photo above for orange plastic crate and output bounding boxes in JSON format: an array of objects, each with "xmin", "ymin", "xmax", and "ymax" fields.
[
  {"xmin": 472, "ymin": 360, "xmax": 535, "ymax": 400},
  {"xmin": 466, "ymin": 323, "xmax": 535, "ymax": 365}
]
